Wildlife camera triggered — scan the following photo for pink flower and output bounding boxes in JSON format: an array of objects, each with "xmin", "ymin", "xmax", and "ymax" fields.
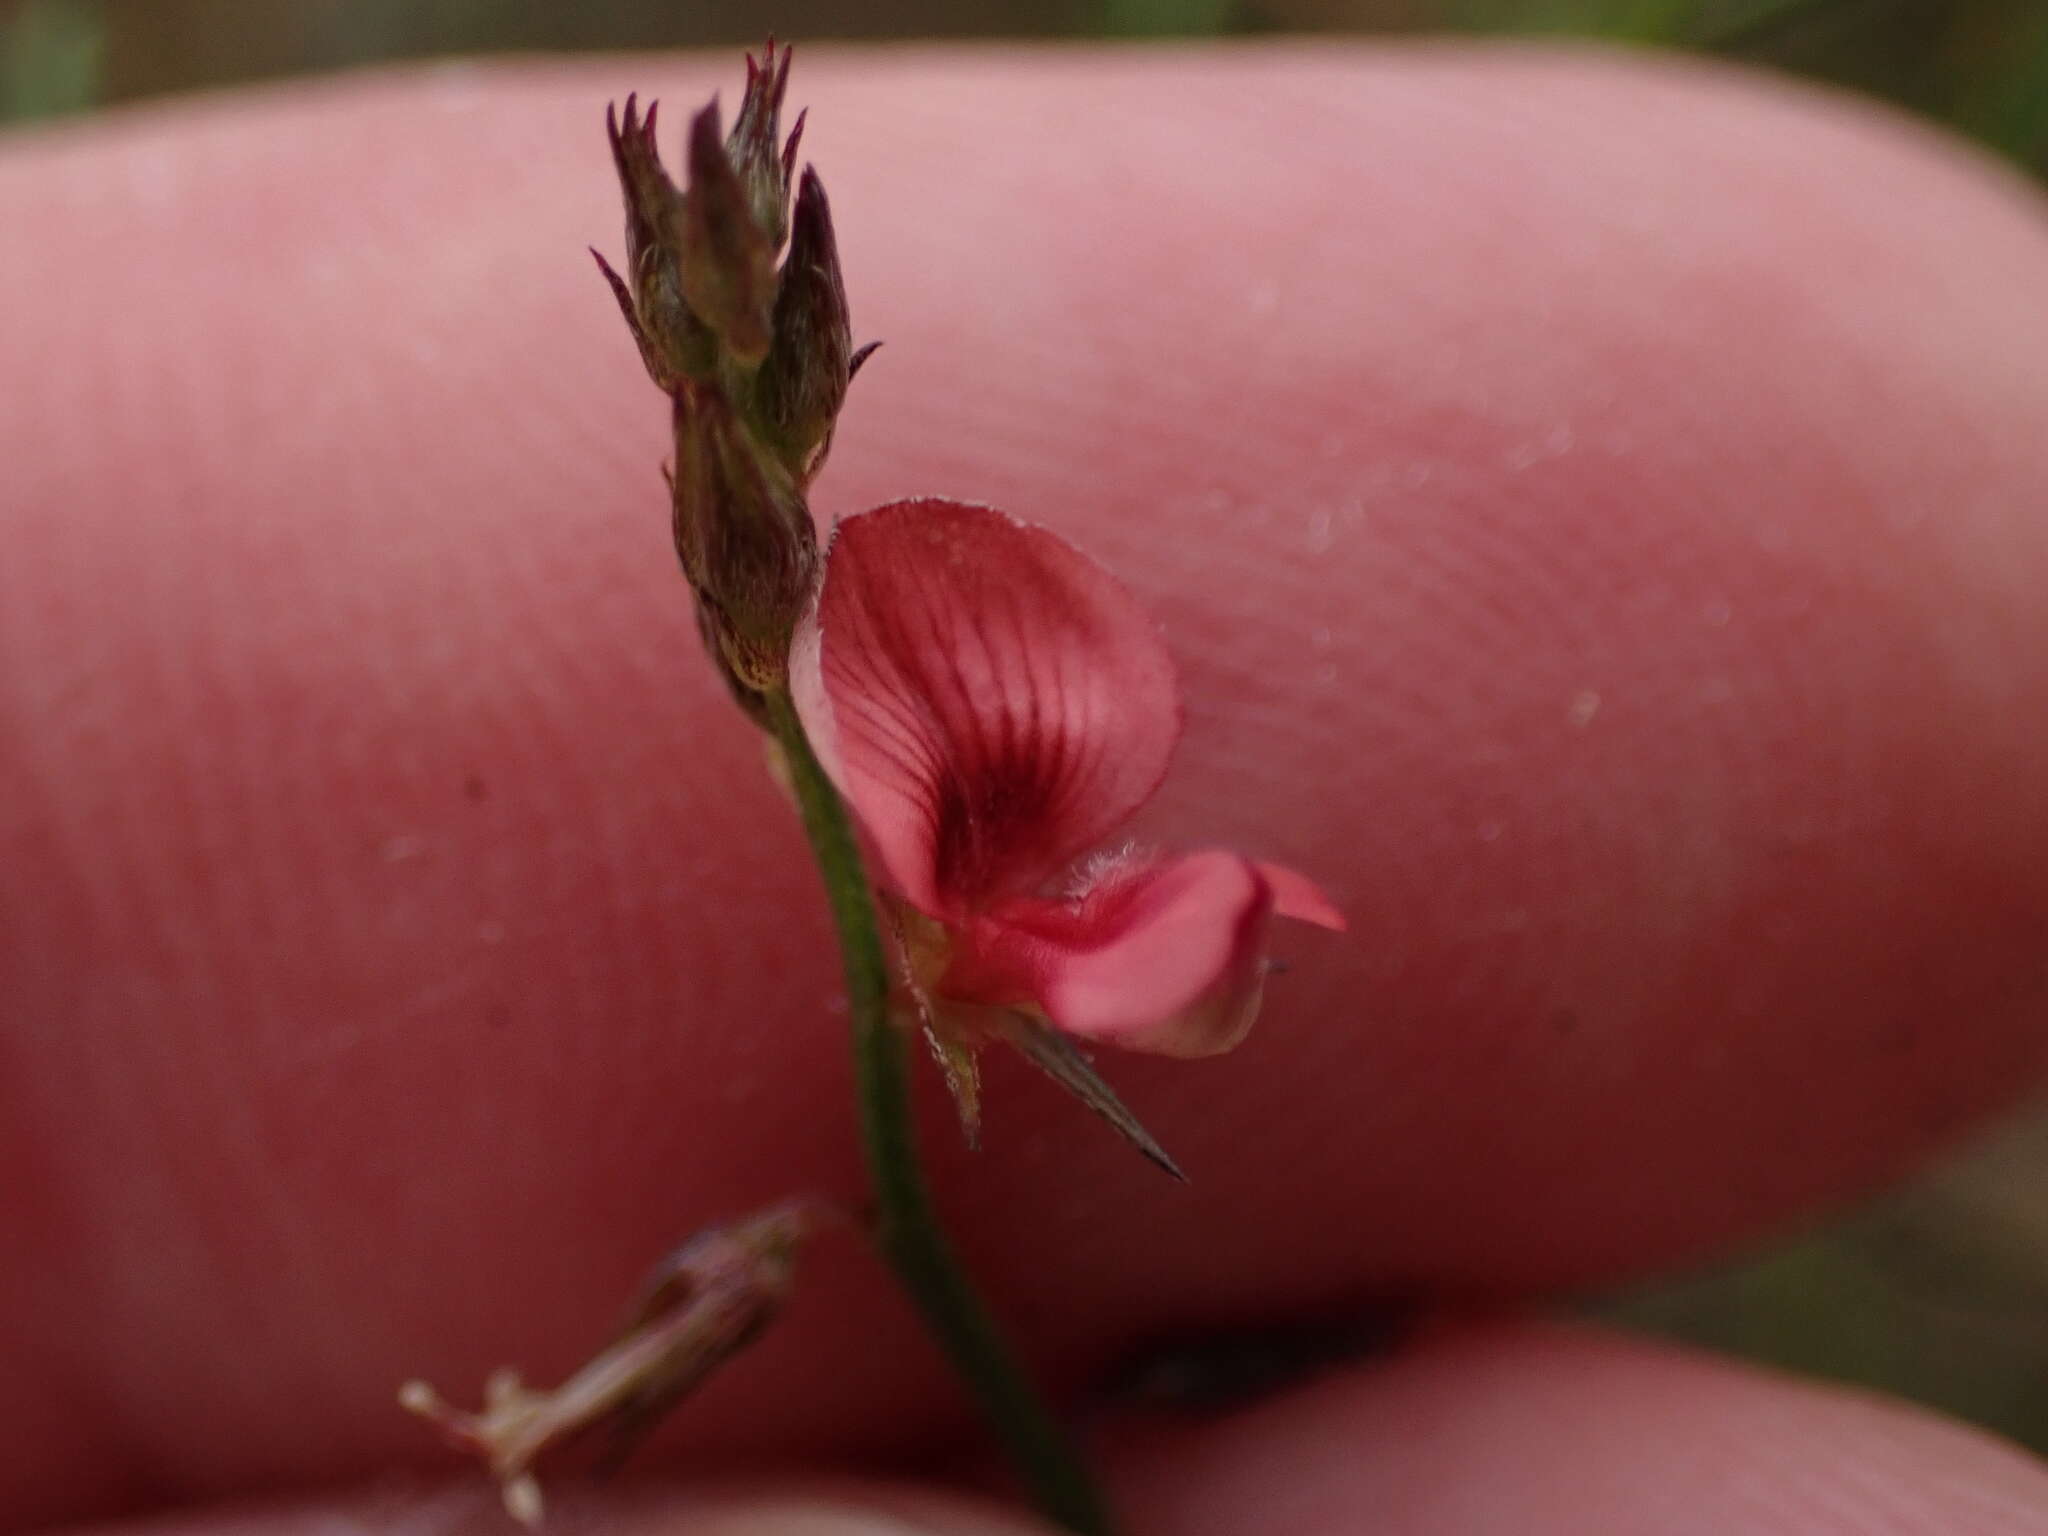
[{"xmin": 791, "ymin": 499, "xmax": 1341, "ymax": 1160}]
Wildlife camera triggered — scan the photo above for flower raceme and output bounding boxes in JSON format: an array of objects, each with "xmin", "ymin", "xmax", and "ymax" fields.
[
  {"xmin": 595, "ymin": 42, "xmax": 870, "ymax": 700},
  {"xmin": 792, "ymin": 499, "xmax": 1343, "ymax": 1168}
]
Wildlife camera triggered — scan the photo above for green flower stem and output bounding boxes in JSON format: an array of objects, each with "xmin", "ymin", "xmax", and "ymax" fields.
[{"xmin": 763, "ymin": 686, "xmax": 1111, "ymax": 1536}]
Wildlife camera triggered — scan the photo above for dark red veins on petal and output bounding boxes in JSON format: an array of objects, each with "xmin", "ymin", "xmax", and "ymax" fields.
[{"xmin": 791, "ymin": 499, "xmax": 1182, "ymax": 916}]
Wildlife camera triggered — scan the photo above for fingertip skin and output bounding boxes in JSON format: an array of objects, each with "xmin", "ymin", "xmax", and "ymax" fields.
[
  {"xmin": 4, "ymin": 41, "xmax": 2048, "ymax": 1528},
  {"xmin": 53, "ymin": 1484, "xmax": 1058, "ymax": 1536},
  {"xmin": 1109, "ymin": 1322, "xmax": 2048, "ymax": 1535}
]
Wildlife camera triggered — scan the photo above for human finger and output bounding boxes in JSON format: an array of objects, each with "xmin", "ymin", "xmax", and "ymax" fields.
[
  {"xmin": 5, "ymin": 42, "xmax": 2048, "ymax": 1528},
  {"xmin": 46, "ymin": 1326, "xmax": 2048, "ymax": 1535}
]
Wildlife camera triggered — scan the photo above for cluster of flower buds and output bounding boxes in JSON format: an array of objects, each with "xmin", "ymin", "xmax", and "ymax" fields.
[{"xmin": 594, "ymin": 43, "xmax": 875, "ymax": 700}]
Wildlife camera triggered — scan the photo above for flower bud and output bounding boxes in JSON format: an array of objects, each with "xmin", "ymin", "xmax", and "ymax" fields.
[
  {"xmin": 672, "ymin": 383, "xmax": 819, "ymax": 691},
  {"xmin": 597, "ymin": 94, "xmax": 713, "ymax": 389},
  {"xmin": 751, "ymin": 167, "xmax": 853, "ymax": 486},
  {"xmin": 681, "ymin": 100, "xmax": 777, "ymax": 365},
  {"xmin": 726, "ymin": 38, "xmax": 802, "ymax": 254}
]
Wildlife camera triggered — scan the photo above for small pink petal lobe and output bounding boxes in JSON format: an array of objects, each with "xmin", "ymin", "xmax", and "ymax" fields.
[
  {"xmin": 945, "ymin": 850, "xmax": 1280, "ymax": 1059},
  {"xmin": 1256, "ymin": 860, "xmax": 1346, "ymax": 930},
  {"xmin": 791, "ymin": 499, "xmax": 1181, "ymax": 915}
]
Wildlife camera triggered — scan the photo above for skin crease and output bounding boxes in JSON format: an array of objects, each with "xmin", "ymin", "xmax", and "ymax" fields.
[{"xmin": 4, "ymin": 36, "xmax": 2048, "ymax": 1535}]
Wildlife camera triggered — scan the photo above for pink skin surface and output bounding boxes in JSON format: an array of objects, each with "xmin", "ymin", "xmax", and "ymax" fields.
[{"xmin": 6, "ymin": 40, "xmax": 2048, "ymax": 1536}]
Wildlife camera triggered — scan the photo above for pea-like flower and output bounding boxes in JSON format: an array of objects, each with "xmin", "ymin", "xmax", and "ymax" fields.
[{"xmin": 792, "ymin": 499, "xmax": 1342, "ymax": 1169}]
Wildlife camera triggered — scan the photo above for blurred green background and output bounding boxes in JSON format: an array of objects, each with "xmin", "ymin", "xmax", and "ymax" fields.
[
  {"xmin": 2, "ymin": 0, "xmax": 2046, "ymax": 176},
  {"xmin": 5, "ymin": 0, "xmax": 2047, "ymax": 1463}
]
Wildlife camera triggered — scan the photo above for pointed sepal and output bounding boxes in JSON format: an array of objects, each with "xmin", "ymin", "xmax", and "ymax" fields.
[
  {"xmin": 920, "ymin": 1013, "xmax": 985, "ymax": 1150},
  {"xmin": 590, "ymin": 246, "xmax": 669, "ymax": 390},
  {"xmin": 1003, "ymin": 1013, "xmax": 1186, "ymax": 1180}
]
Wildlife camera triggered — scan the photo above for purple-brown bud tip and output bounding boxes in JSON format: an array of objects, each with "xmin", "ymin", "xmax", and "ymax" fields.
[
  {"xmin": 679, "ymin": 99, "xmax": 777, "ymax": 365},
  {"xmin": 600, "ymin": 94, "xmax": 708, "ymax": 389},
  {"xmin": 753, "ymin": 165, "xmax": 854, "ymax": 486},
  {"xmin": 728, "ymin": 38, "xmax": 798, "ymax": 251}
]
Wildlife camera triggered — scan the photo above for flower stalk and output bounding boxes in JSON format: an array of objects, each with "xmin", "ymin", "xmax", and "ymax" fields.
[{"xmin": 764, "ymin": 686, "xmax": 1112, "ymax": 1536}]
